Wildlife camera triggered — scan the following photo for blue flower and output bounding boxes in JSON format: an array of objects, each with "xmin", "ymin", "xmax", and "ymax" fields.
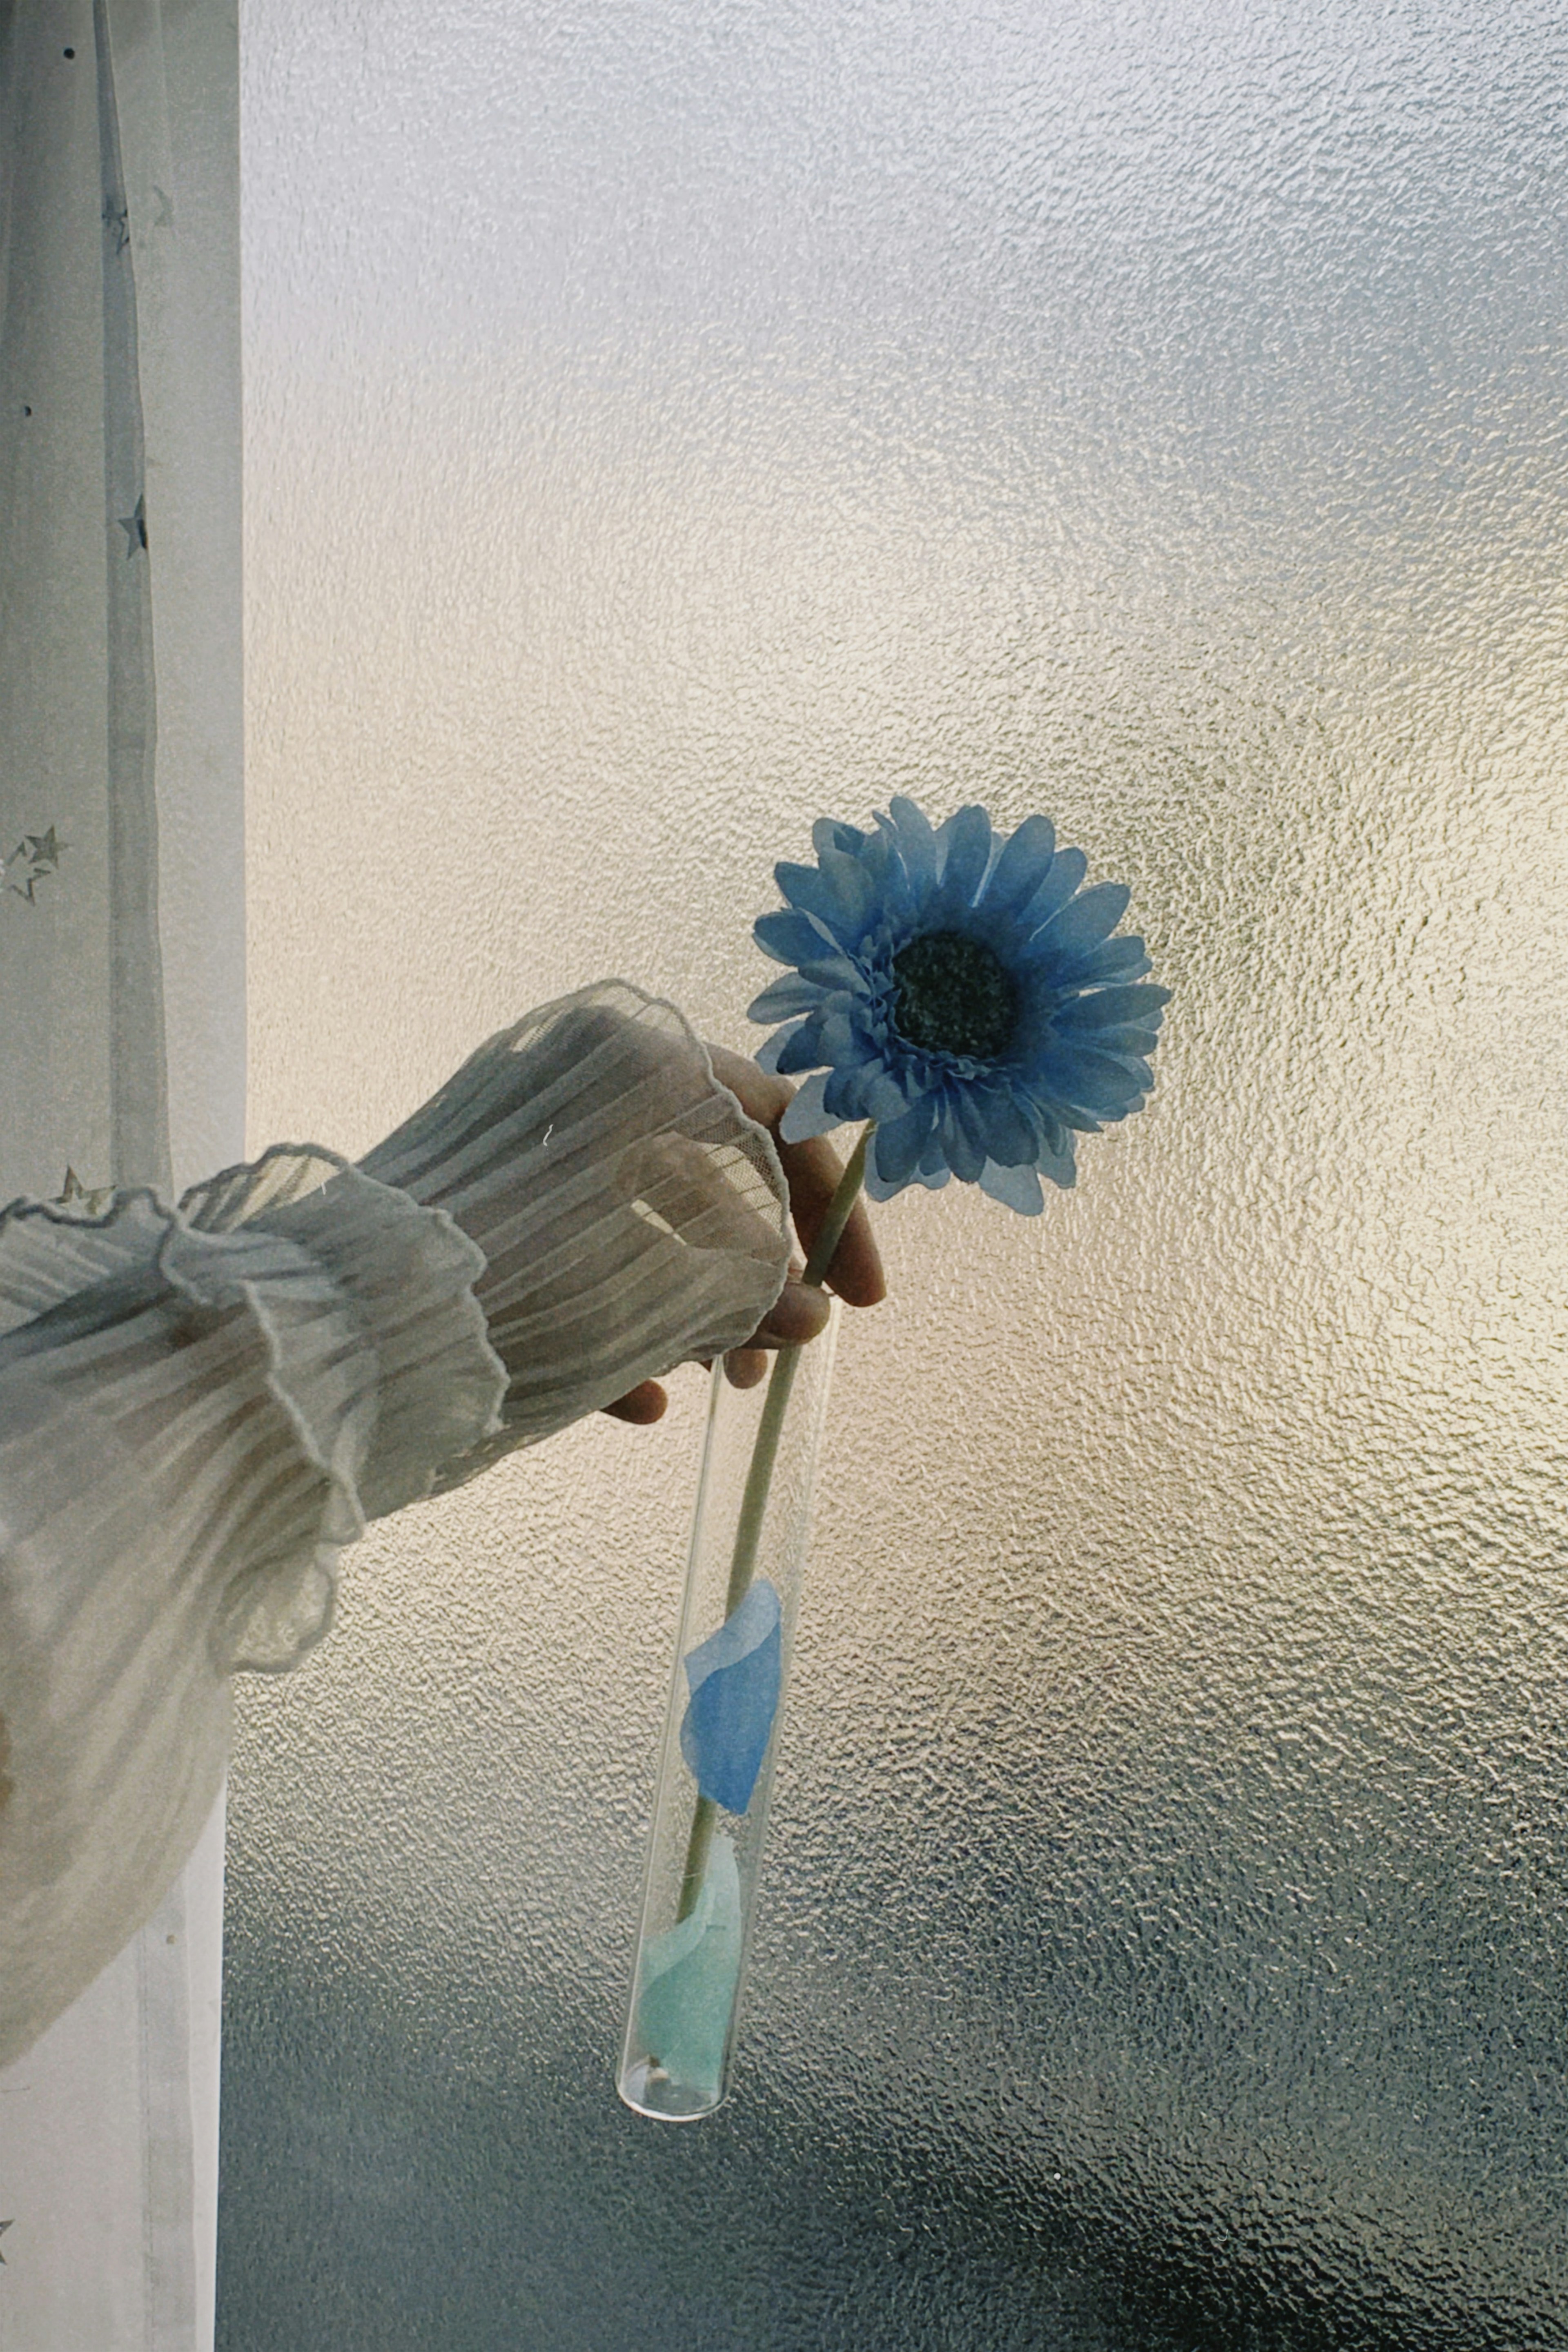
[{"xmin": 748, "ymin": 799, "xmax": 1169, "ymax": 1213}]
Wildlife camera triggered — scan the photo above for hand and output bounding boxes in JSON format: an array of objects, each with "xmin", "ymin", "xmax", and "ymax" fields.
[{"xmin": 602, "ymin": 1044, "xmax": 886, "ymax": 1424}]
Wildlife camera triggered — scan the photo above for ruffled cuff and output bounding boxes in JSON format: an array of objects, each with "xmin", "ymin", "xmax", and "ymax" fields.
[
  {"xmin": 0, "ymin": 1151, "xmax": 505, "ymax": 1678},
  {"xmin": 0, "ymin": 1157, "xmax": 504, "ymax": 2062},
  {"xmin": 359, "ymin": 979, "xmax": 792, "ymax": 1490},
  {"xmin": 184, "ymin": 1149, "xmax": 507, "ymax": 1526}
]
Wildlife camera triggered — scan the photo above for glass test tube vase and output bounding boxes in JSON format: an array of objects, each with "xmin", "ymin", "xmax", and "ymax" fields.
[{"xmin": 618, "ymin": 1296, "xmax": 841, "ymax": 2120}]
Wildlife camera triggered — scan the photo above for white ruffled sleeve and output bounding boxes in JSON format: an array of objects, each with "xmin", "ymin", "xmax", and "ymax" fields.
[
  {"xmin": 0, "ymin": 1153, "xmax": 503, "ymax": 2066},
  {"xmin": 357, "ymin": 980, "xmax": 793, "ymax": 1487},
  {"xmin": 0, "ymin": 980, "xmax": 791, "ymax": 2065}
]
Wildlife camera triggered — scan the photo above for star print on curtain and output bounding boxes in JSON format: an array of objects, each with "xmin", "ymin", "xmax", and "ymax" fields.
[
  {"xmin": 0, "ymin": 0, "xmax": 172, "ymax": 1201},
  {"xmin": 2, "ymin": 826, "xmax": 66, "ymax": 901},
  {"xmin": 0, "ymin": 4, "xmax": 243, "ymax": 2347}
]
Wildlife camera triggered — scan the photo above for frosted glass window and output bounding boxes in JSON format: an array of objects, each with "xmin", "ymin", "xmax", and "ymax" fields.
[{"xmin": 221, "ymin": 3, "xmax": 1568, "ymax": 2343}]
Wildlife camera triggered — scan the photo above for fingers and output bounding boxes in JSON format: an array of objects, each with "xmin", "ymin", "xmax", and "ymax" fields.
[
  {"xmin": 772, "ymin": 1132, "xmax": 886, "ymax": 1306},
  {"xmin": 600, "ymin": 1379, "xmax": 669, "ymax": 1425},
  {"xmin": 600, "ymin": 1045, "xmax": 890, "ymax": 1432},
  {"xmin": 704, "ymin": 1043, "xmax": 886, "ymax": 1309},
  {"xmin": 751, "ymin": 1276, "xmax": 832, "ymax": 1347},
  {"xmin": 719, "ymin": 1265, "xmax": 840, "ymax": 1385},
  {"xmin": 704, "ymin": 1042, "xmax": 789, "ymax": 1126}
]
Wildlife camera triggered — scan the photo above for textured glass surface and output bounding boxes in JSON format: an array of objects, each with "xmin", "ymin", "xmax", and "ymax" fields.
[{"xmin": 223, "ymin": 2, "xmax": 1568, "ymax": 2343}]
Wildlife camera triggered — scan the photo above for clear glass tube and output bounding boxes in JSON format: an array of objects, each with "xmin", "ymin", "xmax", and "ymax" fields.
[{"xmin": 618, "ymin": 1297, "xmax": 841, "ymax": 2120}]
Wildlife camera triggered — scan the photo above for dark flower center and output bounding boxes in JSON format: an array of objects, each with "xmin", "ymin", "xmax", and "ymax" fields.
[{"xmin": 890, "ymin": 931, "xmax": 1020, "ymax": 1061}]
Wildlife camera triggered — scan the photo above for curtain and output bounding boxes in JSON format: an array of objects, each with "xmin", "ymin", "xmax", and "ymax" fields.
[{"xmin": 0, "ymin": 1, "xmax": 241, "ymax": 2343}]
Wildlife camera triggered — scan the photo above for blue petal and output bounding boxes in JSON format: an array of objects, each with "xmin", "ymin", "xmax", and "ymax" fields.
[
  {"xmin": 774, "ymin": 862, "xmax": 822, "ymax": 904},
  {"xmin": 863, "ymin": 1158, "xmax": 906, "ymax": 1201},
  {"xmin": 773, "ymin": 861, "xmax": 853, "ymax": 942},
  {"xmin": 866, "ymin": 1149, "xmax": 949, "ymax": 1201},
  {"xmin": 779, "ymin": 1072, "xmax": 842, "ymax": 1141},
  {"xmin": 813, "ymin": 816, "xmax": 865, "ymax": 859},
  {"xmin": 978, "ymin": 1158, "xmax": 1047, "ymax": 1213},
  {"xmin": 938, "ymin": 1096, "xmax": 987, "ymax": 1184},
  {"xmin": 754, "ymin": 908, "xmax": 840, "ymax": 968},
  {"xmin": 754, "ymin": 1018, "xmax": 808, "ymax": 1074},
  {"xmin": 1040, "ymin": 1042, "xmax": 1149, "ymax": 1114},
  {"xmin": 1072, "ymin": 1027, "xmax": 1160, "ymax": 1059},
  {"xmin": 823, "ymin": 1060, "xmax": 878, "ymax": 1121},
  {"xmin": 1018, "ymin": 846, "xmax": 1086, "ymax": 930},
  {"xmin": 861, "ymin": 1061, "xmax": 920, "ymax": 1123},
  {"xmin": 871, "ymin": 1095, "xmax": 938, "ymax": 1189},
  {"xmin": 952, "ymin": 1088, "xmax": 998, "ymax": 1180},
  {"xmin": 981, "ymin": 814, "xmax": 1056, "ymax": 914},
  {"xmin": 795, "ymin": 947, "xmax": 871, "ymax": 992},
  {"xmin": 1096, "ymin": 1043, "xmax": 1159, "ymax": 1085},
  {"xmin": 1034, "ymin": 1103, "xmax": 1068, "ymax": 1157},
  {"xmin": 748, "ymin": 973, "xmax": 826, "ymax": 1023},
  {"xmin": 817, "ymin": 1006, "xmax": 862, "ymax": 1065},
  {"xmin": 680, "ymin": 1579, "xmax": 783, "ymax": 1815},
  {"xmin": 1057, "ymin": 932, "xmax": 1149, "ymax": 984},
  {"xmin": 1052, "ymin": 982, "xmax": 1171, "ymax": 1034},
  {"xmin": 1037, "ymin": 1127, "xmax": 1080, "ymax": 1187},
  {"xmin": 885, "ymin": 797, "xmax": 938, "ymax": 896},
  {"xmin": 774, "ymin": 1016, "xmax": 828, "ymax": 1075},
  {"xmin": 970, "ymin": 1085, "xmax": 1038, "ymax": 1167},
  {"xmin": 934, "ymin": 805, "xmax": 994, "ymax": 907},
  {"xmin": 816, "ymin": 845, "xmax": 878, "ymax": 941},
  {"xmin": 635, "ymin": 1833, "xmax": 742, "ymax": 2098},
  {"xmin": 1027, "ymin": 882, "xmax": 1132, "ymax": 966},
  {"xmin": 775, "ymin": 853, "xmax": 876, "ymax": 949},
  {"xmin": 871, "ymin": 851, "xmax": 921, "ymax": 933}
]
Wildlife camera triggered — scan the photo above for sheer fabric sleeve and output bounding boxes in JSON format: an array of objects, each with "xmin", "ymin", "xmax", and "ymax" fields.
[
  {"xmin": 358, "ymin": 980, "xmax": 793, "ymax": 1490},
  {"xmin": 0, "ymin": 1155, "xmax": 503, "ymax": 2065}
]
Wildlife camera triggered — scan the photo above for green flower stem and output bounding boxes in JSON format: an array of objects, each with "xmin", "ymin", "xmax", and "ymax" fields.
[{"xmin": 674, "ymin": 1123, "xmax": 872, "ymax": 1924}]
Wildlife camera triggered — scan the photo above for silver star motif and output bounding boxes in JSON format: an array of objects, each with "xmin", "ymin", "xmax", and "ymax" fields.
[
  {"xmin": 103, "ymin": 195, "xmax": 130, "ymax": 253},
  {"xmin": 4, "ymin": 827, "xmax": 67, "ymax": 902},
  {"xmin": 118, "ymin": 494, "xmax": 147, "ymax": 556},
  {"xmin": 57, "ymin": 1167, "xmax": 114, "ymax": 1216}
]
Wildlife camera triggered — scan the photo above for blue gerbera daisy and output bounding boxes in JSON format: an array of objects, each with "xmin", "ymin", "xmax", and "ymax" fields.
[{"xmin": 748, "ymin": 798, "xmax": 1169, "ymax": 1213}]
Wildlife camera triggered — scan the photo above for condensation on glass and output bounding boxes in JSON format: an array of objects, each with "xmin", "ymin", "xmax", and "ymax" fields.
[{"xmin": 222, "ymin": 2, "xmax": 1568, "ymax": 2344}]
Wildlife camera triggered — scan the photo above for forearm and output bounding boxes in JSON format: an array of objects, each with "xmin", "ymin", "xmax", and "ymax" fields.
[{"xmin": 359, "ymin": 980, "xmax": 792, "ymax": 1486}]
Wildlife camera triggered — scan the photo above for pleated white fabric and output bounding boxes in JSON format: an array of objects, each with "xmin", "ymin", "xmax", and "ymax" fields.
[
  {"xmin": 0, "ymin": 982, "xmax": 790, "ymax": 2068},
  {"xmin": 362, "ymin": 980, "xmax": 795, "ymax": 1486}
]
